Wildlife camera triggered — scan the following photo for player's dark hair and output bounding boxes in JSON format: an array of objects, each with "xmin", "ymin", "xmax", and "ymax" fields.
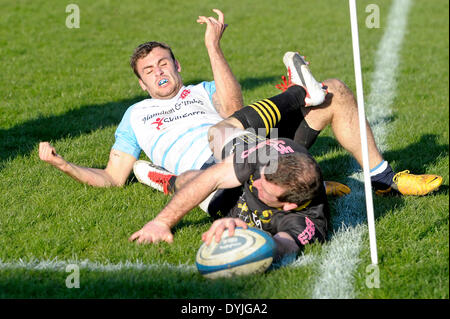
[
  {"xmin": 264, "ymin": 153, "xmax": 323, "ymax": 207},
  {"xmin": 130, "ymin": 41, "xmax": 176, "ymax": 79}
]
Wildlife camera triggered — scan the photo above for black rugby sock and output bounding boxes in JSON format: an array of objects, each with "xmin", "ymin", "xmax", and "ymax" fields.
[
  {"xmin": 370, "ymin": 160, "xmax": 396, "ymax": 190},
  {"xmin": 267, "ymin": 85, "xmax": 307, "ymax": 114},
  {"xmin": 294, "ymin": 120, "xmax": 321, "ymax": 149}
]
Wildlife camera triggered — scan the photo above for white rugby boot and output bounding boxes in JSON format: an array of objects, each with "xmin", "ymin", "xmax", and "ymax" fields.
[
  {"xmin": 282, "ymin": 51, "xmax": 328, "ymax": 106},
  {"xmin": 133, "ymin": 160, "xmax": 175, "ymax": 194}
]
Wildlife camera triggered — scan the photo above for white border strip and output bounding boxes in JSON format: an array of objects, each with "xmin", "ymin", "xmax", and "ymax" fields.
[{"xmin": 312, "ymin": 0, "xmax": 412, "ymax": 299}]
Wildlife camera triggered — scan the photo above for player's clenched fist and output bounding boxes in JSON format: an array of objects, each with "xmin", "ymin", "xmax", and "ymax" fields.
[{"xmin": 39, "ymin": 142, "xmax": 67, "ymax": 169}]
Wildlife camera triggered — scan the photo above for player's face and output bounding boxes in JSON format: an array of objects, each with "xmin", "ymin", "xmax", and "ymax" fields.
[
  {"xmin": 136, "ymin": 47, "xmax": 183, "ymax": 100},
  {"xmin": 253, "ymin": 171, "xmax": 287, "ymax": 209}
]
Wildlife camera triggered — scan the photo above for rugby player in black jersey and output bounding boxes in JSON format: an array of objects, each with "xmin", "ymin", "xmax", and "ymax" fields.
[
  {"xmin": 129, "ymin": 63, "xmax": 333, "ymax": 260},
  {"xmin": 129, "ymin": 72, "xmax": 332, "ymax": 259},
  {"xmin": 130, "ymin": 128, "xmax": 329, "ymax": 261}
]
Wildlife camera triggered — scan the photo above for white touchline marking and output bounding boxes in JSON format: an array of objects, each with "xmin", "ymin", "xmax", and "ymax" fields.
[
  {"xmin": 311, "ymin": 0, "xmax": 413, "ymax": 299},
  {"xmin": 0, "ymin": 258, "xmax": 196, "ymax": 273}
]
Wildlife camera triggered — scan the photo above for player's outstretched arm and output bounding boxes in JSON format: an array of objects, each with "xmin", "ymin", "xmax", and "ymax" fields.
[
  {"xmin": 197, "ymin": 9, "xmax": 243, "ymax": 118},
  {"xmin": 39, "ymin": 142, "xmax": 135, "ymax": 187},
  {"xmin": 129, "ymin": 155, "xmax": 242, "ymax": 244}
]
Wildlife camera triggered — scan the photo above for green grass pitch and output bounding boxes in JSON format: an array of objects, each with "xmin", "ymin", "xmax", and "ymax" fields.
[{"xmin": 0, "ymin": 0, "xmax": 448, "ymax": 299}]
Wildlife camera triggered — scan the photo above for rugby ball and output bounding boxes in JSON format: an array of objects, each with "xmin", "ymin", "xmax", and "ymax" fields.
[{"xmin": 196, "ymin": 227, "xmax": 276, "ymax": 279}]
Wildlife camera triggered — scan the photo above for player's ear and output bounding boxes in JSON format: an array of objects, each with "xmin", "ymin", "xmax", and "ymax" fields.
[
  {"xmin": 138, "ymin": 78, "xmax": 147, "ymax": 91},
  {"xmin": 175, "ymin": 59, "xmax": 181, "ymax": 72},
  {"xmin": 282, "ymin": 202, "xmax": 298, "ymax": 211}
]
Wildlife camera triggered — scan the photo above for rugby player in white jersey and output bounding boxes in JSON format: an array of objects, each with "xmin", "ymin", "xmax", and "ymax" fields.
[
  {"xmin": 38, "ymin": 9, "xmax": 348, "ymax": 195},
  {"xmin": 38, "ymin": 9, "xmax": 243, "ymax": 186}
]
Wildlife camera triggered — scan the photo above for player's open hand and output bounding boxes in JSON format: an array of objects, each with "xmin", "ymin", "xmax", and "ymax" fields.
[
  {"xmin": 129, "ymin": 220, "xmax": 174, "ymax": 244},
  {"xmin": 197, "ymin": 9, "xmax": 228, "ymax": 49},
  {"xmin": 202, "ymin": 217, "xmax": 248, "ymax": 245}
]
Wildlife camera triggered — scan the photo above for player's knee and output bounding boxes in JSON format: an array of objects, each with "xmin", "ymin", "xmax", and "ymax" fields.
[
  {"xmin": 207, "ymin": 124, "xmax": 219, "ymax": 145},
  {"xmin": 208, "ymin": 124, "xmax": 224, "ymax": 159},
  {"xmin": 322, "ymin": 78, "xmax": 356, "ymax": 112},
  {"xmin": 208, "ymin": 118, "xmax": 245, "ymax": 160},
  {"xmin": 207, "ymin": 119, "xmax": 233, "ymax": 145},
  {"xmin": 323, "ymin": 78, "xmax": 352, "ymax": 98}
]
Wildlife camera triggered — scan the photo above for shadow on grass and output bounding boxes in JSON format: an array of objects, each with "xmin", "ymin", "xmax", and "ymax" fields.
[
  {"xmin": 311, "ymin": 134, "xmax": 448, "ymax": 231},
  {"xmin": 0, "ymin": 267, "xmax": 253, "ymax": 298},
  {"xmin": 313, "ymin": 134, "xmax": 448, "ymax": 179},
  {"xmin": 239, "ymin": 75, "xmax": 280, "ymax": 91},
  {"xmin": 173, "ymin": 215, "xmax": 212, "ymax": 232},
  {"xmin": 0, "ymin": 95, "xmax": 146, "ymax": 171}
]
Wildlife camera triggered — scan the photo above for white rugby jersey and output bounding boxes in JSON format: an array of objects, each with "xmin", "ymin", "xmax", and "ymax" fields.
[{"xmin": 113, "ymin": 82, "xmax": 223, "ymax": 175}]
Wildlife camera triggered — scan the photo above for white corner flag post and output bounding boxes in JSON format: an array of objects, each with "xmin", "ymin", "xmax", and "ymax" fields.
[{"xmin": 349, "ymin": 0, "xmax": 378, "ymax": 265}]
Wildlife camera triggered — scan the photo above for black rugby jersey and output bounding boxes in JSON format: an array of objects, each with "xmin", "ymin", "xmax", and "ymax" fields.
[{"xmin": 229, "ymin": 137, "xmax": 330, "ymax": 247}]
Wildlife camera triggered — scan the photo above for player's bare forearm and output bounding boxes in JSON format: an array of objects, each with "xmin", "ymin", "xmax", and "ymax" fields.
[
  {"xmin": 129, "ymin": 156, "xmax": 241, "ymax": 244},
  {"xmin": 61, "ymin": 163, "xmax": 118, "ymax": 187},
  {"xmin": 42, "ymin": 146, "xmax": 134, "ymax": 187},
  {"xmin": 39, "ymin": 141, "xmax": 117, "ymax": 187},
  {"xmin": 154, "ymin": 158, "xmax": 241, "ymax": 229},
  {"xmin": 208, "ymin": 46, "xmax": 243, "ymax": 117},
  {"xmin": 153, "ymin": 168, "xmax": 221, "ymax": 228},
  {"xmin": 198, "ymin": 9, "xmax": 243, "ymax": 117}
]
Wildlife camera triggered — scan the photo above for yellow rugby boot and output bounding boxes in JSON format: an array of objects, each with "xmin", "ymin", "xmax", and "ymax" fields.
[
  {"xmin": 325, "ymin": 181, "xmax": 351, "ymax": 197},
  {"xmin": 376, "ymin": 170, "xmax": 443, "ymax": 196}
]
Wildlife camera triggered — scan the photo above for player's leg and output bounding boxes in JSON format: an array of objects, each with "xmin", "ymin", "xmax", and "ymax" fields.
[
  {"xmin": 278, "ymin": 52, "xmax": 384, "ymax": 168},
  {"xmin": 222, "ymin": 80, "xmax": 350, "ymax": 196},
  {"xmin": 208, "ymin": 86, "xmax": 315, "ymax": 159},
  {"xmin": 302, "ymin": 78, "xmax": 442, "ymax": 195},
  {"xmin": 208, "ymin": 91, "xmax": 350, "ymax": 197},
  {"xmin": 281, "ymin": 53, "xmax": 400, "ymax": 193},
  {"xmin": 209, "ymin": 51, "xmax": 326, "ymax": 150},
  {"xmin": 226, "ymin": 51, "xmax": 328, "ymax": 139},
  {"xmin": 302, "ymin": 78, "xmax": 384, "ymax": 170},
  {"xmin": 256, "ymin": 51, "xmax": 441, "ymax": 196}
]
